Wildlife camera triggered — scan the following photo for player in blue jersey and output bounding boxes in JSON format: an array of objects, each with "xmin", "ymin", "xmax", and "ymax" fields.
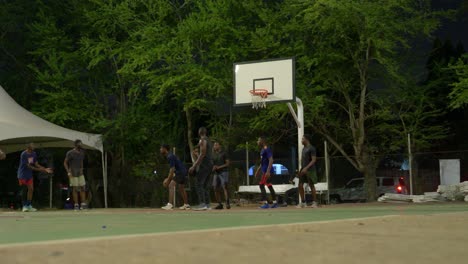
[
  {"xmin": 160, "ymin": 144, "xmax": 190, "ymax": 210},
  {"xmin": 17, "ymin": 143, "xmax": 53, "ymax": 212},
  {"xmin": 255, "ymin": 137, "xmax": 278, "ymax": 209}
]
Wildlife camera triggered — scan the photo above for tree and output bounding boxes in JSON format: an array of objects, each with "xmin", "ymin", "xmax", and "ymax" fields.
[
  {"xmin": 136, "ymin": 0, "xmax": 282, "ymax": 154},
  {"xmin": 276, "ymin": 0, "xmax": 445, "ymax": 200},
  {"xmin": 2, "ymin": 0, "xmax": 454, "ymax": 205},
  {"xmin": 449, "ymin": 54, "xmax": 468, "ymax": 109},
  {"xmin": 0, "ymin": 0, "xmax": 40, "ymax": 107},
  {"xmin": 24, "ymin": 0, "xmax": 287, "ymax": 205},
  {"xmin": 26, "ymin": 0, "xmax": 176, "ymax": 206}
]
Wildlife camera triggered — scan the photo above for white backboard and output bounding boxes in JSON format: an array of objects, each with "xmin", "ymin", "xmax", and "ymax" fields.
[{"xmin": 233, "ymin": 57, "xmax": 295, "ymax": 106}]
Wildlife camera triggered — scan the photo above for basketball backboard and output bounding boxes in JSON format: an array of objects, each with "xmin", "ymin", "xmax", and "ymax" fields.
[{"xmin": 233, "ymin": 57, "xmax": 295, "ymax": 107}]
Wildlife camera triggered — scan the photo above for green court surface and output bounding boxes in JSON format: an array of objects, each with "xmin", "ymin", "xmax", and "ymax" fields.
[{"xmin": 1, "ymin": 203, "xmax": 467, "ymax": 246}]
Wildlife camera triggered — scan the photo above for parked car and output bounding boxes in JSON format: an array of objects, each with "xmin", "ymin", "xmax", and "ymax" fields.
[{"xmin": 329, "ymin": 176, "xmax": 406, "ymax": 203}]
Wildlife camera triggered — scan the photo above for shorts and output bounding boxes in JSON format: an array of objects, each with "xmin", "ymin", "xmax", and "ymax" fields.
[
  {"xmin": 259, "ymin": 173, "xmax": 273, "ymax": 187},
  {"xmin": 69, "ymin": 175, "xmax": 86, "ymax": 187},
  {"xmin": 18, "ymin": 178, "xmax": 33, "ymax": 186},
  {"xmin": 299, "ymin": 169, "xmax": 317, "ymax": 184},
  {"xmin": 212, "ymin": 171, "xmax": 229, "ymax": 187},
  {"xmin": 173, "ymin": 173, "xmax": 187, "ymax": 185}
]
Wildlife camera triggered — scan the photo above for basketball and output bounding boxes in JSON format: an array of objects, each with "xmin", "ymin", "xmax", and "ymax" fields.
[{"xmin": 163, "ymin": 178, "xmax": 169, "ymax": 187}]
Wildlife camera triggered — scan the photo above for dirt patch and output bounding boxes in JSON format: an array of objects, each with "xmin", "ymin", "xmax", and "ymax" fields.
[{"xmin": 2, "ymin": 212, "xmax": 468, "ymax": 264}]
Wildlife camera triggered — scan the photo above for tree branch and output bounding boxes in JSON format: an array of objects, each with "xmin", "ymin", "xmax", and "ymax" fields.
[{"xmin": 312, "ymin": 126, "xmax": 360, "ymax": 171}]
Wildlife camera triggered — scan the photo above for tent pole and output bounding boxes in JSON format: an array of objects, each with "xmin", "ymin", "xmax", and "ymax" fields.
[
  {"xmin": 173, "ymin": 147, "xmax": 176, "ymax": 207},
  {"xmin": 105, "ymin": 151, "xmax": 108, "ymax": 208},
  {"xmin": 49, "ymin": 174, "xmax": 53, "ymax": 209},
  {"xmin": 101, "ymin": 151, "xmax": 104, "ymax": 207},
  {"xmin": 102, "ymin": 151, "xmax": 108, "ymax": 208}
]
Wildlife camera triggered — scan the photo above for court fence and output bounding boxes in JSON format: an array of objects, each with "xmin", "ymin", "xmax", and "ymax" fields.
[{"xmin": 1, "ymin": 151, "xmax": 466, "ymax": 209}]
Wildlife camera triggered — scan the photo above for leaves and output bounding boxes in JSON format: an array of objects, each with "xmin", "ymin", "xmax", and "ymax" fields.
[
  {"xmin": 449, "ymin": 55, "xmax": 468, "ymax": 109},
  {"xmin": 0, "ymin": 0, "xmax": 459, "ymax": 203}
]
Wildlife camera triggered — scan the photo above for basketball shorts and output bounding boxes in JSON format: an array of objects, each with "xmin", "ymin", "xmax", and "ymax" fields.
[
  {"xmin": 259, "ymin": 173, "xmax": 273, "ymax": 187},
  {"xmin": 299, "ymin": 169, "xmax": 317, "ymax": 184},
  {"xmin": 18, "ymin": 178, "xmax": 33, "ymax": 186},
  {"xmin": 212, "ymin": 171, "xmax": 229, "ymax": 187},
  {"xmin": 173, "ymin": 172, "xmax": 187, "ymax": 185},
  {"xmin": 69, "ymin": 175, "xmax": 86, "ymax": 187}
]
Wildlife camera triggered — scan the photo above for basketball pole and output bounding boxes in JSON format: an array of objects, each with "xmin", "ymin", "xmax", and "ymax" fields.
[{"xmin": 287, "ymin": 97, "xmax": 304, "ymax": 204}]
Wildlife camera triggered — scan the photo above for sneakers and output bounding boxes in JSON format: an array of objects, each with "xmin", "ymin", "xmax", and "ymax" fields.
[
  {"xmin": 193, "ymin": 204, "xmax": 208, "ymax": 211},
  {"xmin": 161, "ymin": 203, "xmax": 173, "ymax": 210},
  {"xmin": 178, "ymin": 204, "xmax": 191, "ymax": 210},
  {"xmin": 214, "ymin": 204, "xmax": 224, "ymax": 210},
  {"xmin": 259, "ymin": 203, "xmax": 270, "ymax": 209},
  {"xmin": 72, "ymin": 203, "xmax": 88, "ymax": 211},
  {"xmin": 270, "ymin": 202, "xmax": 279, "ymax": 209},
  {"xmin": 22, "ymin": 205, "xmax": 37, "ymax": 212},
  {"xmin": 296, "ymin": 203, "xmax": 306, "ymax": 209},
  {"xmin": 310, "ymin": 201, "xmax": 318, "ymax": 208}
]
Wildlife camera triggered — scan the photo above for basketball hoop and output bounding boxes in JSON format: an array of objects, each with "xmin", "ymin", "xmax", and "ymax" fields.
[{"xmin": 249, "ymin": 89, "xmax": 268, "ymax": 109}]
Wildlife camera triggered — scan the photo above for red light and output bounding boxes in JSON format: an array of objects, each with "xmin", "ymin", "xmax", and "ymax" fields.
[
  {"xmin": 397, "ymin": 186, "xmax": 402, "ymax": 192},
  {"xmin": 400, "ymin": 177, "xmax": 404, "ymax": 180}
]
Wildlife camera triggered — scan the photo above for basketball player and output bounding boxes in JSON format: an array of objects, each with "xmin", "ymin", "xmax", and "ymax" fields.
[
  {"xmin": 255, "ymin": 137, "xmax": 278, "ymax": 209},
  {"xmin": 18, "ymin": 143, "xmax": 53, "ymax": 212},
  {"xmin": 64, "ymin": 140, "xmax": 88, "ymax": 210},
  {"xmin": 160, "ymin": 144, "xmax": 190, "ymax": 210},
  {"xmin": 212, "ymin": 141, "xmax": 231, "ymax": 209},
  {"xmin": 189, "ymin": 127, "xmax": 213, "ymax": 210},
  {"xmin": 297, "ymin": 134, "xmax": 318, "ymax": 208}
]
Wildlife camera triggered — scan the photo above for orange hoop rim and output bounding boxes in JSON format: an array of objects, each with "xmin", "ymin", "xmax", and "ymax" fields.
[{"xmin": 249, "ymin": 89, "xmax": 269, "ymax": 98}]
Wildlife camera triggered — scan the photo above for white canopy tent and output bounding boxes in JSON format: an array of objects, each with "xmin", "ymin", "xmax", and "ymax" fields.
[{"xmin": 0, "ymin": 85, "xmax": 108, "ymax": 208}]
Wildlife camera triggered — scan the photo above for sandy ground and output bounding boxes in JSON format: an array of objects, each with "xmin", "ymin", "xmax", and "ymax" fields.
[{"xmin": 1, "ymin": 212, "xmax": 468, "ymax": 264}]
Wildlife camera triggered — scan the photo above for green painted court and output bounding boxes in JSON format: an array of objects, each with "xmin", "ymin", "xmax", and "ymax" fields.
[{"xmin": 2, "ymin": 203, "xmax": 468, "ymax": 246}]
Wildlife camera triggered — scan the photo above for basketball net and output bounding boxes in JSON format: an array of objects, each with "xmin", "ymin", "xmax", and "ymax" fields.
[{"xmin": 249, "ymin": 89, "xmax": 268, "ymax": 109}]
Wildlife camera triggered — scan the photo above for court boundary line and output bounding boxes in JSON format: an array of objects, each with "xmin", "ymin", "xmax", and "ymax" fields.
[
  {"xmin": 0, "ymin": 214, "xmax": 401, "ymax": 249},
  {"xmin": 2, "ymin": 210, "xmax": 467, "ymax": 249}
]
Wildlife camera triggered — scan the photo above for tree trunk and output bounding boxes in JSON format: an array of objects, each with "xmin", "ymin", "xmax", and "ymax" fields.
[
  {"xmin": 363, "ymin": 166, "xmax": 377, "ymax": 201},
  {"xmin": 362, "ymin": 151, "xmax": 378, "ymax": 201}
]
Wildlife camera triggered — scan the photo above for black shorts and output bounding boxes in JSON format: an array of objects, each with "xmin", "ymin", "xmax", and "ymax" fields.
[{"xmin": 173, "ymin": 173, "xmax": 187, "ymax": 185}]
